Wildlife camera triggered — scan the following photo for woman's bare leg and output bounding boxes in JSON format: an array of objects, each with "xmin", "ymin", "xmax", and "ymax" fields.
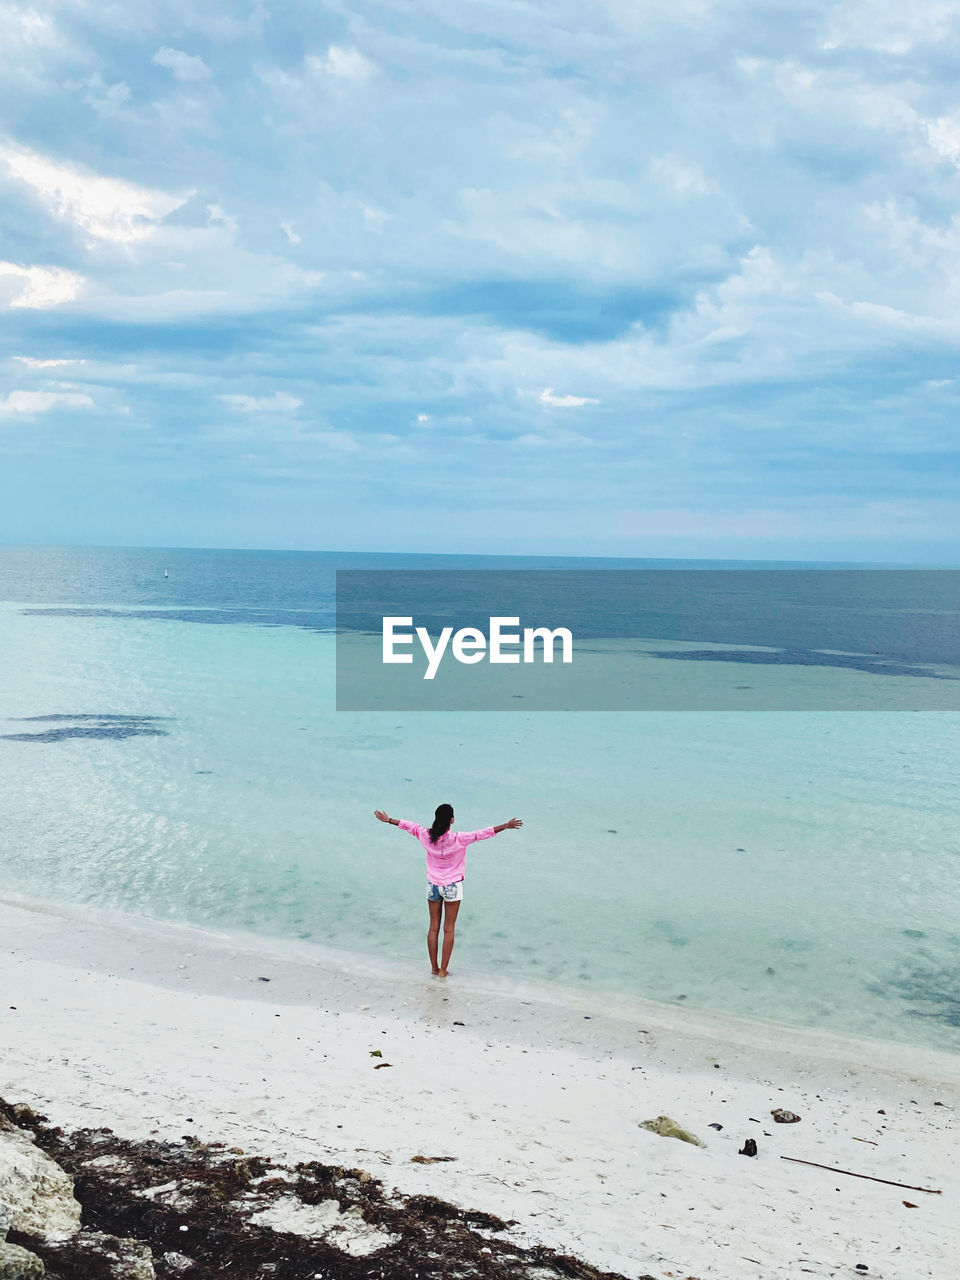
[
  {"xmin": 427, "ymin": 899, "xmax": 442, "ymax": 974},
  {"xmin": 439, "ymin": 900, "xmax": 460, "ymax": 976}
]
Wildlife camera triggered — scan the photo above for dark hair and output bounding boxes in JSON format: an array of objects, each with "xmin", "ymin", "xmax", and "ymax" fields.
[{"xmin": 428, "ymin": 803, "xmax": 454, "ymax": 845}]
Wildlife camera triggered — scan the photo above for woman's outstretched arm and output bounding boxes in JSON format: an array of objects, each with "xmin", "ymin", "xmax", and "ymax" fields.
[
  {"xmin": 374, "ymin": 810, "xmax": 399, "ymax": 826},
  {"xmin": 493, "ymin": 817, "xmax": 523, "ymax": 833}
]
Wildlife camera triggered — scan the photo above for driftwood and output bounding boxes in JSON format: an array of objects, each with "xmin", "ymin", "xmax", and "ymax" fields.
[{"xmin": 780, "ymin": 1156, "xmax": 942, "ymax": 1194}]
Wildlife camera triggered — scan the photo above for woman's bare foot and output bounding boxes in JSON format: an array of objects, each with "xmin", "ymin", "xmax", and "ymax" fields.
[
  {"xmin": 438, "ymin": 968, "xmax": 449, "ymax": 978},
  {"xmin": 431, "ymin": 966, "xmax": 441, "ymax": 976}
]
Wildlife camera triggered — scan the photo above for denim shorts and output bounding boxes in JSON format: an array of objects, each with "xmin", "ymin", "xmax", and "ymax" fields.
[{"xmin": 427, "ymin": 880, "xmax": 464, "ymax": 902}]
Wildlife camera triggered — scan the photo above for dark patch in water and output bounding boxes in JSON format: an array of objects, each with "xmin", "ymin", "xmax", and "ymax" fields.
[
  {"xmin": 872, "ymin": 958, "xmax": 960, "ymax": 1027},
  {"xmin": 649, "ymin": 648, "xmax": 958, "ymax": 680},
  {"xmin": 11, "ymin": 714, "xmax": 172, "ymax": 722},
  {"xmin": 649, "ymin": 919, "xmax": 690, "ymax": 948},
  {"xmin": 2, "ymin": 713, "xmax": 170, "ymax": 743},
  {"xmin": 21, "ymin": 606, "xmax": 335, "ymax": 632}
]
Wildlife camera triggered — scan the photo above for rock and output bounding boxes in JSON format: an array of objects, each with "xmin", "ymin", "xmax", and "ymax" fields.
[
  {"xmin": 739, "ymin": 1138, "xmax": 758, "ymax": 1156},
  {"xmin": 161, "ymin": 1252, "xmax": 195, "ymax": 1272},
  {"xmin": 771, "ymin": 1109, "xmax": 801, "ymax": 1123},
  {"xmin": 247, "ymin": 1195, "xmax": 398, "ymax": 1257},
  {"xmin": 43, "ymin": 1232, "xmax": 155, "ymax": 1280},
  {"xmin": 0, "ymin": 1242, "xmax": 45, "ymax": 1278},
  {"xmin": 638, "ymin": 1116, "xmax": 705, "ymax": 1147},
  {"xmin": 0, "ymin": 1130, "xmax": 81, "ymax": 1239}
]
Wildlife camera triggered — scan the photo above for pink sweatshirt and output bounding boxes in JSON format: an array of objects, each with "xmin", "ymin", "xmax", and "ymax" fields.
[{"xmin": 397, "ymin": 819, "xmax": 497, "ymax": 885}]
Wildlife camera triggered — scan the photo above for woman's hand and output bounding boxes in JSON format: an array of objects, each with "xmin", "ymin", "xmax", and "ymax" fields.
[
  {"xmin": 493, "ymin": 817, "xmax": 523, "ymax": 833},
  {"xmin": 374, "ymin": 809, "xmax": 392, "ymax": 823}
]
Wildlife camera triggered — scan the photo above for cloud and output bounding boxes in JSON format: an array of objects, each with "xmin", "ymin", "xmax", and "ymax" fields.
[
  {"xmin": 539, "ymin": 387, "xmax": 600, "ymax": 407},
  {"xmin": 7, "ymin": 0, "xmax": 960, "ymax": 555},
  {"xmin": 152, "ymin": 47, "xmax": 213, "ymax": 82},
  {"xmin": 650, "ymin": 154, "xmax": 714, "ymax": 198},
  {"xmin": 0, "ymin": 2, "xmax": 58, "ymax": 55},
  {"xmin": 217, "ymin": 392, "xmax": 303, "ymax": 413},
  {"xmin": 0, "ymin": 141, "xmax": 190, "ymax": 244},
  {"xmin": 0, "ymin": 261, "xmax": 86, "ymax": 308},
  {"xmin": 361, "ymin": 204, "xmax": 390, "ymax": 229},
  {"xmin": 67, "ymin": 73, "xmax": 131, "ymax": 119},
  {"xmin": 509, "ymin": 430, "xmax": 598, "ymax": 448},
  {"xmin": 206, "ymin": 203, "xmax": 238, "ymax": 234},
  {"xmin": 0, "ymin": 390, "xmax": 94, "ymax": 417},
  {"xmin": 13, "ymin": 356, "xmax": 84, "ymax": 368},
  {"xmin": 821, "ymin": 0, "xmax": 960, "ymax": 53},
  {"xmin": 307, "ymin": 46, "xmax": 375, "ymax": 83}
]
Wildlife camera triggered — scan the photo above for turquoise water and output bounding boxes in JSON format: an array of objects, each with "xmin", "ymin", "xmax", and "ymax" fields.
[{"xmin": 1, "ymin": 547, "xmax": 959, "ymax": 1051}]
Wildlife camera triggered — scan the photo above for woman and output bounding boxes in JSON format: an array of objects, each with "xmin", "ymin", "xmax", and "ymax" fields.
[{"xmin": 374, "ymin": 804, "xmax": 523, "ymax": 976}]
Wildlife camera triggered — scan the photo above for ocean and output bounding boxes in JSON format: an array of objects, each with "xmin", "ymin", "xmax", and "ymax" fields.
[{"xmin": 1, "ymin": 545, "xmax": 959, "ymax": 1051}]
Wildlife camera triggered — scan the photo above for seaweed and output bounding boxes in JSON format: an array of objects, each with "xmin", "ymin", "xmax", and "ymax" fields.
[{"xmin": 2, "ymin": 1099, "xmax": 635, "ymax": 1280}]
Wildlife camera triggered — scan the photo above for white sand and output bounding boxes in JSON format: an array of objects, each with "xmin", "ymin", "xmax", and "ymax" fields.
[{"xmin": 1, "ymin": 894, "xmax": 957, "ymax": 1280}]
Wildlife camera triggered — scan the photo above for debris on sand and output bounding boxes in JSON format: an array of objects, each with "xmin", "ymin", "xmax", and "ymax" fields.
[
  {"xmin": 1, "ymin": 1096, "xmax": 632, "ymax": 1280},
  {"xmin": 638, "ymin": 1116, "xmax": 706, "ymax": 1148}
]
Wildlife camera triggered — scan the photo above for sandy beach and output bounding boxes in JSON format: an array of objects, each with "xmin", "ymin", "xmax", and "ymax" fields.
[{"xmin": 1, "ymin": 893, "xmax": 957, "ymax": 1279}]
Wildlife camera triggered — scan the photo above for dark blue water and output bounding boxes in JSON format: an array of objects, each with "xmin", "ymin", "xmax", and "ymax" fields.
[{"xmin": 4, "ymin": 546, "xmax": 960, "ymax": 676}]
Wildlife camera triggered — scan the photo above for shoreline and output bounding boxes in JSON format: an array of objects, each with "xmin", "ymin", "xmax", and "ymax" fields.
[
  {"xmin": 2, "ymin": 890, "xmax": 957, "ymax": 1079},
  {"xmin": 2, "ymin": 893, "xmax": 959, "ymax": 1278}
]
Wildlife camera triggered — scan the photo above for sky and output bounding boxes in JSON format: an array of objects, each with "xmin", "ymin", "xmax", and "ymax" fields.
[{"xmin": 2, "ymin": 0, "xmax": 960, "ymax": 560}]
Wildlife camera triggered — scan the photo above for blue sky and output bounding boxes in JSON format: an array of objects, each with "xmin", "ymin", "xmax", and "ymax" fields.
[{"xmin": 2, "ymin": 0, "xmax": 960, "ymax": 559}]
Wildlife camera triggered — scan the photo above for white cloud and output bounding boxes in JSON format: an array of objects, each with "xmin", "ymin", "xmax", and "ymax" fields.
[
  {"xmin": 923, "ymin": 113, "xmax": 960, "ymax": 164},
  {"xmin": 509, "ymin": 430, "xmax": 598, "ymax": 448},
  {"xmin": 0, "ymin": 389, "xmax": 94, "ymax": 417},
  {"xmin": 206, "ymin": 203, "xmax": 238, "ymax": 234},
  {"xmin": 217, "ymin": 392, "xmax": 303, "ymax": 413},
  {"xmin": 0, "ymin": 261, "xmax": 86, "ymax": 308},
  {"xmin": 417, "ymin": 413, "xmax": 431, "ymax": 424},
  {"xmin": 307, "ymin": 46, "xmax": 375, "ymax": 83},
  {"xmin": 69, "ymin": 73, "xmax": 131, "ymax": 119},
  {"xmin": 821, "ymin": 0, "xmax": 960, "ymax": 53},
  {"xmin": 280, "ymin": 220, "xmax": 301, "ymax": 244},
  {"xmin": 650, "ymin": 154, "xmax": 713, "ymax": 198},
  {"xmin": 539, "ymin": 387, "xmax": 600, "ymax": 407},
  {"xmin": 506, "ymin": 108, "xmax": 596, "ymax": 165},
  {"xmin": 0, "ymin": 3, "xmax": 58, "ymax": 55},
  {"xmin": 0, "ymin": 141, "xmax": 191, "ymax": 244},
  {"xmin": 361, "ymin": 204, "xmax": 390, "ymax": 229},
  {"xmin": 603, "ymin": 0, "xmax": 724, "ymax": 30},
  {"xmin": 153, "ymin": 47, "xmax": 213, "ymax": 83},
  {"xmin": 13, "ymin": 356, "xmax": 83, "ymax": 368}
]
